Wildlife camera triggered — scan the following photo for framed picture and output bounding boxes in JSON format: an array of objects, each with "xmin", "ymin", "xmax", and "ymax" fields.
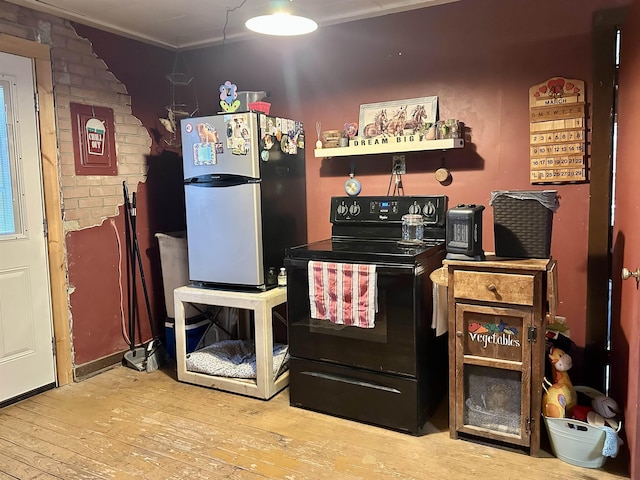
[
  {"xmin": 70, "ymin": 103, "xmax": 117, "ymax": 176},
  {"xmin": 358, "ymin": 96, "xmax": 438, "ymax": 138}
]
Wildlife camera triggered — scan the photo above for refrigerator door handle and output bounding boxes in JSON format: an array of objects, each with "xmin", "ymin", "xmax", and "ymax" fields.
[{"xmin": 184, "ymin": 174, "xmax": 261, "ymax": 187}]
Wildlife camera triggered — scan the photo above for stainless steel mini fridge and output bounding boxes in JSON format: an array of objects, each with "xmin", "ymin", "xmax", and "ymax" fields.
[{"xmin": 181, "ymin": 112, "xmax": 306, "ymax": 289}]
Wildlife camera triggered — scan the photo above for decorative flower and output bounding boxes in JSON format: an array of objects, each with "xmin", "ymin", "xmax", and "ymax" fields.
[
  {"xmin": 219, "ymin": 80, "xmax": 237, "ymax": 103},
  {"xmin": 219, "ymin": 80, "xmax": 241, "ymax": 112}
]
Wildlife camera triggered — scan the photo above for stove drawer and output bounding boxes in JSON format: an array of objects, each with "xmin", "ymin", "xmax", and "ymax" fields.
[
  {"xmin": 289, "ymin": 357, "xmax": 426, "ymax": 435},
  {"xmin": 453, "ymin": 270, "xmax": 534, "ymax": 305}
]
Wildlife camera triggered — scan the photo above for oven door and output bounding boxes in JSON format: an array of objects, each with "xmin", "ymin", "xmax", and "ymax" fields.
[{"xmin": 285, "ymin": 257, "xmax": 426, "ymax": 376}]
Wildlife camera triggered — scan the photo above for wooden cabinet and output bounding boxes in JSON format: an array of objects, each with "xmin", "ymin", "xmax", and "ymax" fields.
[{"xmin": 444, "ymin": 256, "xmax": 554, "ymax": 455}]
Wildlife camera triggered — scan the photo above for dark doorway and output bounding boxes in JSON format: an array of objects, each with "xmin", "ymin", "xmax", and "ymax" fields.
[{"xmin": 586, "ymin": 7, "xmax": 626, "ymax": 392}]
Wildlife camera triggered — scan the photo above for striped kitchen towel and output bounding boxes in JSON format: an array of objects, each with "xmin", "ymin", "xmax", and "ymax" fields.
[{"xmin": 308, "ymin": 261, "xmax": 377, "ymax": 328}]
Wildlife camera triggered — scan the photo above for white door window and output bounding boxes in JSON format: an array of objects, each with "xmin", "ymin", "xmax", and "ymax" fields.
[{"xmin": 0, "ymin": 78, "xmax": 21, "ymax": 235}]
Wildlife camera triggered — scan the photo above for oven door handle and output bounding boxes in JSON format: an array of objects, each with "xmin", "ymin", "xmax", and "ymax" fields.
[
  {"xmin": 284, "ymin": 257, "xmax": 416, "ymax": 274},
  {"xmin": 299, "ymin": 371, "xmax": 401, "ymax": 394}
]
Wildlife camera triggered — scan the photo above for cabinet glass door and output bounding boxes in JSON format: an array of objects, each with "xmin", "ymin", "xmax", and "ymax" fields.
[
  {"xmin": 455, "ymin": 303, "xmax": 532, "ymax": 446},
  {"xmin": 463, "ymin": 364, "xmax": 522, "ymax": 435}
]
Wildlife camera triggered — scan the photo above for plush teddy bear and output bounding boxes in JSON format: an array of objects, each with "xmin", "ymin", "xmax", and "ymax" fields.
[{"xmin": 542, "ymin": 346, "xmax": 577, "ymax": 418}]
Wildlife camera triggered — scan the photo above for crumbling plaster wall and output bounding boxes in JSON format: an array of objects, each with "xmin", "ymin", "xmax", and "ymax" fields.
[{"xmin": 0, "ymin": 1, "xmax": 150, "ymax": 232}]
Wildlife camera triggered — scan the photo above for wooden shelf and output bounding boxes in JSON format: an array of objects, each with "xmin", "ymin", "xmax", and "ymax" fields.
[{"xmin": 314, "ymin": 138, "xmax": 464, "ymax": 158}]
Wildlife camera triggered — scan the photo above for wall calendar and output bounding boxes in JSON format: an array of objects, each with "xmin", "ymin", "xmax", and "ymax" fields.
[{"xmin": 529, "ymin": 77, "xmax": 587, "ymax": 184}]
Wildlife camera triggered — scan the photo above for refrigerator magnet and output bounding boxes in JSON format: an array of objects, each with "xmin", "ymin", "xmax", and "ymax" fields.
[
  {"xmin": 196, "ymin": 123, "xmax": 219, "ymax": 143},
  {"xmin": 241, "ymin": 126, "xmax": 250, "ymax": 141},
  {"xmin": 232, "ymin": 117, "xmax": 244, "ymax": 137},
  {"xmin": 285, "ymin": 133, "xmax": 298, "ymax": 155},
  {"xmin": 266, "ymin": 117, "xmax": 277, "ymax": 135},
  {"xmin": 262, "ymin": 134, "xmax": 275, "ymax": 150},
  {"xmin": 232, "ymin": 137, "xmax": 247, "ymax": 155},
  {"xmin": 226, "ymin": 121, "xmax": 233, "ymax": 149},
  {"xmin": 193, "ymin": 143, "xmax": 216, "ymax": 165},
  {"xmin": 261, "ymin": 150, "xmax": 269, "ymax": 162}
]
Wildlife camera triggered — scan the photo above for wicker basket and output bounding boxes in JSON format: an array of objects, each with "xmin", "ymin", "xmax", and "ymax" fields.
[{"xmin": 491, "ymin": 190, "xmax": 558, "ymax": 259}]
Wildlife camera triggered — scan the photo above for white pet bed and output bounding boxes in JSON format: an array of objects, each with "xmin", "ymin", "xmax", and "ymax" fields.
[{"xmin": 186, "ymin": 339, "xmax": 288, "ymax": 379}]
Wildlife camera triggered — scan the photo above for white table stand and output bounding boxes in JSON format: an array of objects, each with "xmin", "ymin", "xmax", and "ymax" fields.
[{"xmin": 174, "ymin": 285, "xmax": 288, "ymax": 400}]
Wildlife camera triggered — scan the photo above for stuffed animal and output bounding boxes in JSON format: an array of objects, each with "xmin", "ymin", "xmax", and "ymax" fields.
[
  {"xmin": 542, "ymin": 346, "xmax": 577, "ymax": 418},
  {"xmin": 592, "ymin": 394, "xmax": 621, "ymax": 418},
  {"xmin": 571, "ymin": 404, "xmax": 593, "ymax": 422}
]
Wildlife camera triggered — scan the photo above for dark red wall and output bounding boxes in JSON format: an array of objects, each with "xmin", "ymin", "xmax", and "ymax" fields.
[
  {"xmin": 180, "ymin": 0, "xmax": 628, "ymax": 350},
  {"xmin": 71, "ymin": 0, "xmax": 628, "ymax": 366}
]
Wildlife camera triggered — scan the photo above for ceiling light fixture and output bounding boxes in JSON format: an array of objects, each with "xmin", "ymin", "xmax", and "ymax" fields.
[{"xmin": 245, "ymin": 1, "xmax": 318, "ymax": 36}]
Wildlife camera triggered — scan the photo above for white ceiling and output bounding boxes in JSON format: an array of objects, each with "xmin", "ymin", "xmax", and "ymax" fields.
[{"xmin": 5, "ymin": 0, "xmax": 460, "ymax": 50}]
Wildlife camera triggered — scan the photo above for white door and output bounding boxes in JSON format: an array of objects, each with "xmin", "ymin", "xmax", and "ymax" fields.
[
  {"xmin": 0, "ymin": 51, "xmax": 56, "ymax": 403},
  {"xmin": 612, "ymin": 1, "xmax": 640, "ymax": 475}
]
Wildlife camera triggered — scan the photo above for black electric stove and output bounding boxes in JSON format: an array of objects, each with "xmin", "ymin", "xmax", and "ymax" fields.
[{"xmin": 284, "ymin": 195, "xmax": 448, "ymax": 435}]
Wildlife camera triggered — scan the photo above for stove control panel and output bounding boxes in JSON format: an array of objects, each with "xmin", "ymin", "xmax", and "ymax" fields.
[{"xmin": 331, "ymin": 195, "xmax": 448, "ymax": 226}]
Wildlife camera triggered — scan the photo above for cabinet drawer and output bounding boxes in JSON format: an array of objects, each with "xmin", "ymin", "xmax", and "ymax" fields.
[{"xmin": 453, "ymin": 271, "xmax": 534, "ymax": 305}]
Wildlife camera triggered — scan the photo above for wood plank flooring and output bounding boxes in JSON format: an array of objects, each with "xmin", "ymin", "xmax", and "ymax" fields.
[{"xmin": 0, "ymin": 366, "xmax": 630, "ymax": 479}]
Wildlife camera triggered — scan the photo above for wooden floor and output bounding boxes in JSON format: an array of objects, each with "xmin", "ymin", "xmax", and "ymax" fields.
[{"xmin": 0, "ymin": 366, "xmax": 630, "ymax": 480}]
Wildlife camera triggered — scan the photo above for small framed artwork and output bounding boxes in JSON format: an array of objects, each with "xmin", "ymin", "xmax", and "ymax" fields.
[
  {"xmin": 70, "ymin": 103, "xmax": 117, "ymax": 176},
  {"xmin": 358, "ymin": 96, "xmax": 438, "ymax": 138}
]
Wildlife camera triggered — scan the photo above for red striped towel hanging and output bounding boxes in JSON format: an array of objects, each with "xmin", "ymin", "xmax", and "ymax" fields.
[{"xmin": 308, "ymin": 261, "xmax": 377, "ymax": 328}]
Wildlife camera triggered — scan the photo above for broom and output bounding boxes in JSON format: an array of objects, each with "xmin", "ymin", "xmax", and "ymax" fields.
[{"xmin": 122, "ymin": 182, "xmax": 167, "ymax": 372}]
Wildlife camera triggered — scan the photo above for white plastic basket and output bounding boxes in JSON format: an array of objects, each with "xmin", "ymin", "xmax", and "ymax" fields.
[
  {"xmin": 544, "ymin": 416, "xmax": 608, "ymax": 468},
  {"xmin": 155, "ymin": 232, "xmax": 199, "ymax": 319},
  {"xmin": 543, "ymin": 386, "xmax": 622, "ymax": 469}
]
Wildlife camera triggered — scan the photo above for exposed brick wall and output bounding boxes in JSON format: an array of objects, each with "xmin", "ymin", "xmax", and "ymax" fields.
[{"xmin": 0, "ymin": 0, "xmax": 150, "ymax": 231}]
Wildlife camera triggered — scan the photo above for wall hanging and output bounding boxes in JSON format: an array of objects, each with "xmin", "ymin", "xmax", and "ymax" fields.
[
  {"xmin": 529, "ymin": 77, "xmax": 587, "ymax": 184},
  {"xmin": 70, "ymin": 103, "xmax": 117, "ymax": 176}
]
